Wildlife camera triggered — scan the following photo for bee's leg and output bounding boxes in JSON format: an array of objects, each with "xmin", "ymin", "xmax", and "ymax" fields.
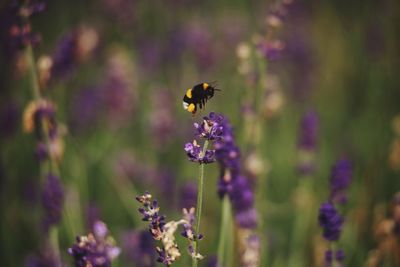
[{"xmin": 199, "ymin": 102, "xmax": 203, "ymax": 109}]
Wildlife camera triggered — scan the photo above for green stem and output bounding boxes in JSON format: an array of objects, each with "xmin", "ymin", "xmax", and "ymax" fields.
[
  {"xmin": 330, "ymin": 242, "xmax": 336, "ymax": 267},
  {"xmin": 192, "ymin": 139, "xmax": 209, "ymax": 267},
  {"xmin": 49, "ymin": 227, "xmax": 60, "ymax": 259},
  {"xmin": 26, "ymin": 43, "xmax": 62, "ymax": 260},
  {"xmin": 288, "ymin": 178, "xmax": 313, "ymax": 267},
  {"xmin": 217, "ymin": 195, "xmax": 233, "ymax": 267},
  {"xmin": 26, "ymin": 45, "xmax": 40, "ymax": 101}
]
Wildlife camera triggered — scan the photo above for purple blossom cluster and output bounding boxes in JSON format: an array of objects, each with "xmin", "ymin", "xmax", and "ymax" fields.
[
  {"xmin": 329, "ymin": 159, "xmax": 353, "ymax": 204},
  {"xmin": 324, "ymin": 249, "xmax": 345, "ymax": 267},
  {"xmin": 181, "ymin": 207, "xmax": 203, "ymax": 259},
  {"xmin": 318, "ymin": 158, "xmax": 352, "ymax": 266},
  {"xmin": 194, "ymin": 113, "xmax": 225, "ymax": 141},
  {"xmin": 136, "ymin": 192, "xmax": 203, "ymax": 265},
  {"xmin": 318, "ymin": 202, "xmax": 343, "ymax": 241},
  {"xmin": 7, "ymin": 0, "xmax": 45, "ymax": 49},
  {"xmin": 184, "ymin": 140, "xmax": 215, "ymax": 164},
  {"xmin": 297, "ymin": 110, "xmax": 319, "ymax": 175},
  {"xmin": 50, "ymin": 31, "xmax": 79, "ymax": 81},
  {"xmin": 136, "ymin": 192, "xmax": 166, "ymax": 241},
  {"xmin": 41, "ymin": 173, "xmax": 64, "ymax": 232},
  {"xmin": 68, "ymin": 221, "xmax": 121, "ymax": 267},
  {"xmin": 254, "ymin": 0, "xmax": 294, "ymax": 61},
  {"xmin": 136, "ymin": 192, "xmax": 179, "ymax": 265},
  {"xmin": 184, "ymin": 112, "xmax": 227, "ymax": 164},
  {"xmin": 121, "ymin": 230, "xmax": 155, "ymax": 267},
  {"xmin": 50, "ymin": 26, "xmax": 99, "ymax": 82},
  {"xmin": 298, "ymin": 110, "xmax": 319, "ymax": 151}
]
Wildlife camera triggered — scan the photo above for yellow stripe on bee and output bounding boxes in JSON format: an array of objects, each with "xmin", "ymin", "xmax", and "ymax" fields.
[
  {"xmin": 202, "ymin": 83, "xmax": 209, "ymax": 90},
  {"xmin": 186, "ymin": 88, "xmax": 192, "ymax": 98},
  {"xmin": 187, "ymin": 103, "xmax": 195, "ymax": 113}
]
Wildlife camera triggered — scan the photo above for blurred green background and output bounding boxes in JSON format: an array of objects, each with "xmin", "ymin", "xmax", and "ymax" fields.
[{"xmin": 1, "ymin": 0, "xmax": 400, "ymax": 266}]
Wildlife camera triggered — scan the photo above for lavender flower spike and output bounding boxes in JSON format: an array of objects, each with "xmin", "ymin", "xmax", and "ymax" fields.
[
  {"xmin": 318, "ymin": 202, "xmax": 344, "ymax": 241},
  {"xmin": 42, "ymin": 173, "xmax": 64, "ymax": 232},
  {"xmin": 329, "ymin": 159, "xmax": 352, "ymax": 204}
]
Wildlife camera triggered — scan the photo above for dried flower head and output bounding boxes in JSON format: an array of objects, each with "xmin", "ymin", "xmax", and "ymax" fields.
[
  {"xmin": 23, "ymin": 99, "xmax": 56, "ymax": 134},
  {"xmin": 136, "ymin": 193, "xmax": 204, "ymax": 265}
]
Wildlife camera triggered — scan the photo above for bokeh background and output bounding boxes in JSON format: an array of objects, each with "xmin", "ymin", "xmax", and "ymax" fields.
[{"xmin": 1, "ymin": 0, "xmax": 400, "ymax": 266}]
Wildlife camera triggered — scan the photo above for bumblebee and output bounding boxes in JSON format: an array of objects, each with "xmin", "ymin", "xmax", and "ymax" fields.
[{"xmin": 183, "ymin": 82, "xmax": 219, "ymax": 114}]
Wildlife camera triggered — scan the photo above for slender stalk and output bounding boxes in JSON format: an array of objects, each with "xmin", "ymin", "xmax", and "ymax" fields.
[
  {"xmin": 192, "ymin": 139, "xmax": 209, "ymax": 267},
  {"xmin": 288, "ymin": 178, "xmax": 313, "ymax": 267},
  {"xmin": 217, "ymin": 195, "xmax": 233, "ymax": 267},
  {"xmin": 26, "ymin": 44, "xmax": 41, "ymax": 101},
  {"xmin": 330, "ymin": 242, "xmax": 336, "ymax": 267},
  {"xmin": 26, "ymin": 43, "xmax": 62, "ymax": 260}
]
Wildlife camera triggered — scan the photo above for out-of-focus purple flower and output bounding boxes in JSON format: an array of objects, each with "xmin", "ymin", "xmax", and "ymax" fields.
[
  {"xmin": 86, "ymin": 203, "xmax": 101, "ymax": 231},
  {"xmin": 194, "ymin": 112, "xmax": 224, "ymax": 141},
  {"xmin": 42, "ymin": 173, "xmax": 64, "ymax": 232},
  {"xmin": 282, "ymin": 30, "xmax": 315, "ymax": 100},
  {"xmin": 50, "ymin": 26, "xmax": 99, "ymax": 82},
  {"xmin": 184, "ymin": 140, "xmax": 216, "ymax": 164},
  {"xmin": 35, "ymin": 142, "xmax": 48, "ymax": 161},
  {"xmin": 24, "ymin": 249, "xmax": 63, "ymax": 267},
  {"xmin": 157, "ymin": 169, "xmax": 176, "ymax": 204},
  {"xmin": 179, "ymin": 181, "xmax": 197, "ymax": 209},
  {"xmin": 335, "ymin": 250, "xmax": 345, "ymax": 262},
  {"xmin": 137, "ymin": 40, "xmax": 163, "ymax": 74},
  {"xmin": 101, "ymin": 48, "xmax": 136, "ymax": 129},
  {"xmin": 0, "ymin": 101, "xmax": 20, "ymax": 139},
  {"xmin": 68, "ymin": 220, "xmax": 120, "ymax": 267},
  {"xmin": 6, "ymin": 0, "xmax": 45, "ymax": 49},
  {"xmin": 212, "ymin": 113, "xmax": 258, "ymax": 229},
  {"xmin": 297, "ymin": 110, "xmax": 319, "ymax": 175},
  {"xmin": 206, "ymin": 256, "xmax": 218, "ymax": 267},
  {"xmin": 70, "ymin": 86, "xmax": 102, "ymax": 132},
  {"xmin": 214, "ymin": 116, "xmax": 241, "ymax": 174},
  {"xmin": 329, "ymin": 159, "xmax": 352, "ymax": 204},
  {"xmin": 149, "ymin": 89, "xmax": 175, "ymax": 146},
  {"xmin": 298, "ymin": 111, "xmax": 319, "ymax": 150},
  {"xmin": 181, "ymin": 22, "xmax": 215, "ymax": 71},
  {"xmin": 324, "ymin": 250, "xmax": 333, "ymax": 265},
  {"xmin": 121, "ymin": 230, "xmax": 155, "ymax": 267},
  {"xmin": 50, "ymin": 31, "xmax": 77, "ymax": 80},
  {"xmin": 230, "ymin": 175, "xmax": 257, "ymax": 229},
  {"xmin": 255, "ymin": 38, "xmax": 285, "ymax": 61},
  {"xmin": 100, "ymin": 0, "xmax": 136, "ymax": 29},
  {"xmin": 318, "ymin": 202, "xmax": 343, "ymax": 241}
]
